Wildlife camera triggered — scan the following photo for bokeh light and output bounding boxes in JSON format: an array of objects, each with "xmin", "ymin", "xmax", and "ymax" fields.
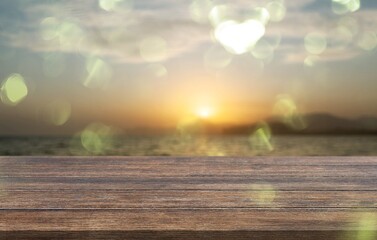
[
  {"xmin": 273, "ymin": 95, "xmax": 307, "ymax": 130},
  {"xmin": 214, "ymin": 19, "xmax": 265, "ymax": 55},
  {"xmin": 304, "ymin": 32, "xmax": 327, "ymax": 55},
  {"xmin": 139, "ymin": 36, "xmax": 168, "ymax": 62},
  {"xmin": 332, "ymin": 0, "xmax": 360, "ymax": 15},
  {"xmin": 58, "ymin": 21, "xmax": 84, "ymax": 50},
  {"xmin": 338, "ymin": 16, "xmax": 359, "ymax": 36},
  {"xmin": 80, "ymin": 123, "xmax": 118, "ymax": 155},
  {"xmin": 304, "ymin": 55, "xmax": 320, "ymax": 67},
  {"xmin": 332, "ymin": 25, "xmax": 354, "ymax": 49},
  {"xmin": 0, "ymin": 73, "xmax": 28, "ymax": 106},
  {"xmin": 40, "ymin": 17, "xmax": 60, "ymax": 41},
  {"xmin": 251, "ymin": 7, "xmax": 271, "ymax": 26},
  {"xmin": 43, "ymin": 100, "xmax": 72, "ymax": 126},
  {"xmin": 83, "ymin": 56, "xmax": 113, "ymax": 89},
  {"xmin": 40, "ymin": 18, "xmax": 84, "ymax": 51},
  {"xmin": 249, "ymin": 184, "xmax": 276, "ymax": 205},
  {"xmin": 251, "ymin": 39, "xmax": 274, "ymax": 61},
  {"xmin": 357, "ymin": 31, "xmax": 377, "ymax": 51},
  {"xmin": 189, "ymin": 0, "xmax": 213, "ymax": 23},
  {"xmin": 249, "ymin": 122, "xmax": 274, "ymax": 152},
  {"xmin": 356, "ymin": 212, "xmax": 377, "ymax": 240},
  {"xmin": 99, "ymin": 0, "xmax": 132, "ymax": 12},
  {"xmin": 329, "ymin": 17, "xmax": 359, "ymax": 51},
  {"xmin": 208, "ymin": 5, "xmax": 232, "ymax": 27},
  {"xmin": 265, "ymin": 1, "xmax": 286, "ymax": 22}
]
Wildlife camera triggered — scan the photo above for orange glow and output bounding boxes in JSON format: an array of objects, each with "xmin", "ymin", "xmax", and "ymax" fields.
[{"xmin": 196, "ymin": 106, "xmax": 214, "ymax": 119}]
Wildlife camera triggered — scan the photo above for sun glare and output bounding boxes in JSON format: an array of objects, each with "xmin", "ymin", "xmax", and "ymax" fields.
[{"xmin": 196, "ymin": 106, "xmax": 214, "ymax": 119}]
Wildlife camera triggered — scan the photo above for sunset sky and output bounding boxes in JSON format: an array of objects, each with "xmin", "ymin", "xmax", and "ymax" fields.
[{"xmin": 1, "ymin": 0, "xmax": 377, "ymax": 135}]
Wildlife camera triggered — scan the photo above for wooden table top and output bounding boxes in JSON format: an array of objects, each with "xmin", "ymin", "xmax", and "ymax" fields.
[{"xmin": 0, "ymin": 156, "xmax": 376, "ymax": 239}]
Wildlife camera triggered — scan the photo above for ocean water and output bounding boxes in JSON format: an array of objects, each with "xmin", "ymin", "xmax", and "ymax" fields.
[{"xmin": 0, "ymin": 135, "xmax": 376, "ymax": 156}]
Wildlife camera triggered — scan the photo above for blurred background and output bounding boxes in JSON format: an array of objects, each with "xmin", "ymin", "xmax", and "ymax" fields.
[{"xmin": 1, "ymin": 0, "xmax": 377, "ymax": 156}]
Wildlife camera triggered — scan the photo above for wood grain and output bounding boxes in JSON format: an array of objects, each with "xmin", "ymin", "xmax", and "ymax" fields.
[
  {"xmin": 1, "ymin": 190, "xmax": 376, "ymax": 209},
  {"xmin": 0, "ymin": 156, "xmax": 376, "ymax": 238},
  {"xmin": 1, "ymin": 231, "xmax": 375, "ymax": 240},
  {"xmin": 1, "ymin": 209, "xmax": 377, "ymax": 231}
]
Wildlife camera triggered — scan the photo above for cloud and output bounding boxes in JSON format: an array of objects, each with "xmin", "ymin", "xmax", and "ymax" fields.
[
  {"xmin": 302, "ymin": 0, "xmax": 377, "ymax": 12},
  {"xmin": 1, "ymin": 0, "xmax": 376, "ymax": 65},
  {"xmin": 1, "ymin": 0, "xmax": 210, "ymax": 63},
  {"xmin": 264, "ymin": 2, "xmax": 377, "ymax": 64}
]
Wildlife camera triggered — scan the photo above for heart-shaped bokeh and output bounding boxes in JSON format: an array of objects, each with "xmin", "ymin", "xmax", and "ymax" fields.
[{"xmin": 214, "ymin": 19, "xmax": 265, "ymax": 55}]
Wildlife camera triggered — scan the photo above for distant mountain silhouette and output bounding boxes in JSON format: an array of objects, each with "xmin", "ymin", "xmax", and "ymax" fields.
[
  {"xmin": 0, "ymin": 111, "xmax": 376, "ymax": 136},
  {"xmin": 222, "ymin": 113, "xmax": 377, "ymax": 135}
]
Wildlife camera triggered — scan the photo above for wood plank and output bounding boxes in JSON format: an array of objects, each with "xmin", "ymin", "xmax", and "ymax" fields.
[
  {"xmin": 2, "ymin": 231, "xmax": 376, "ymax": 240},
  {"xmin": 1, "ymin": 209, "xmax": 376, "ymax": 231},
  {"xmin": 2, "ymin": 164, "xmax": 377, "ymax": 177},
  {"xmin": 1, "ymin": 156, "xmax": 377, "ymax": 166},
  {"xmin": 2, "ymin": 157, "xmax": 376, "ymax": 179},
  {"xmin": 1, "ymin": 156, "xmax": 376, "ymax": 236},
  {"xmin": 1, "ymin": 190, "xmax": 376, "ymax": 209},
  {"xmin": 3, "ymin": 176, "xmax": 377, "ymax": 190}
]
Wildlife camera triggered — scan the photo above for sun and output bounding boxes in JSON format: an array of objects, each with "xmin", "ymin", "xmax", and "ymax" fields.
[{"xmin": 196, "ymin": 106, "xmax": 214, "ymax": 119}]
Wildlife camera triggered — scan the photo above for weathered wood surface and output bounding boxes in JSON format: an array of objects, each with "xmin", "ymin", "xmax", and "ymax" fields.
[{"xmin": 0, "ymin": 156, "xmax": 376, "ymax": 239}]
